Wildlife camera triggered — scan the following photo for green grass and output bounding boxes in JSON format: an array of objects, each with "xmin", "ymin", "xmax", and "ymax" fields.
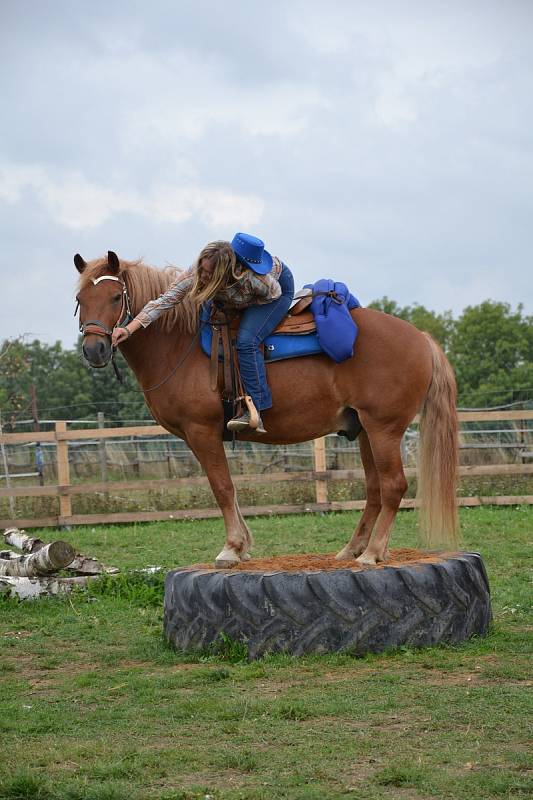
[{"xmin": 0, "ymin": 506, "xmax": 531, "ymax": 799}]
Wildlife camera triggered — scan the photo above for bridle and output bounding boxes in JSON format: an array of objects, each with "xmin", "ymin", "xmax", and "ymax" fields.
[
  {"xmin": 74, "ymin": 272, "xmax": 203, "ymax": 391},
  {"xmin": 75, "ymin": 274, "xmax": 133, "ymax": 382}
]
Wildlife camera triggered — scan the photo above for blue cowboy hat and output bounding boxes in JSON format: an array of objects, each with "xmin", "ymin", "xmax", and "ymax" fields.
[{"xmin": 231, "ymin": 232, "xmax": 273, "ymax": 275}]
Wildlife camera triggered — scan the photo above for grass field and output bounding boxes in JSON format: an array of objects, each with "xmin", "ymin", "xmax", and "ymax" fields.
[{"xmin": 1, "ymin": 506, "xmax": 531, "ymax": 800}]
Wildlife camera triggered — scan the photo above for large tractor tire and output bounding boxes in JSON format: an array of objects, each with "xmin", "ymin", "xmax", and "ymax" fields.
[{"xmin": 163, "ymin": 551, "xmax": 491, "ymax": 660}]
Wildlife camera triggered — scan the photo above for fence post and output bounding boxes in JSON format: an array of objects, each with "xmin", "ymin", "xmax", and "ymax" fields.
[
  {"xmin": 314, "ymin": 437, "xmax": 328, "ymax": 504},
  {"xmin": 0, "ymin": 412, "xmax": 15, "ymax": 518},
  {"xmin": 55, "ymin": 420, "xmax": 72, "ymax": 522},
  {"xmin": 97, "ymin": 412, "xmax": 108, "ymax": 483}
]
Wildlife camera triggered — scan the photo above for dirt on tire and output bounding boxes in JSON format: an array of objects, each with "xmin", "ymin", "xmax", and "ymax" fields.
[{"xmin": 193, "ymin": 547, "xmax": 456, "ymax": 573}]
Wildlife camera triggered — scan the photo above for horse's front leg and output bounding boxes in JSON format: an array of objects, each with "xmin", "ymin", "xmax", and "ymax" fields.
[{"xmin": 186, "ymin": 424, "xmax": 252, "ymax": 567}]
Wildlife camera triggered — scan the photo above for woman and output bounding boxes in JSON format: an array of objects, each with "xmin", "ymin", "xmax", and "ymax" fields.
[{"xmin": 112, "ymin": 233, "xmax": 295, "ymax": 434}]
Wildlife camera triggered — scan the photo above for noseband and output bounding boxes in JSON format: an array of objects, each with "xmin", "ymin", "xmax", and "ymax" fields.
[{"xmin": 75, "ymin": 274, "xmax": 133, "ymax": 381}]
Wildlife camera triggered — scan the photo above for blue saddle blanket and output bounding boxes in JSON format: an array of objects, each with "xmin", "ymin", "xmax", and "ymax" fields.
[{"xmin": 200, "ymin": 280, "xmax": 360, "ymax": 364}]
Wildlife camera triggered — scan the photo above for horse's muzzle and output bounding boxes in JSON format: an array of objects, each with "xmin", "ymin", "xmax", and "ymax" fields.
[{"xmin": 82, "ymin": 336, "xmax": 112, "ymax": 368}]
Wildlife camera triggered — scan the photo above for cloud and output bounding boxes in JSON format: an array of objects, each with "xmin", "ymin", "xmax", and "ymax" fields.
[
  {"xmin": 0, "ymin": 162, "xmax": 264, "ymax": 230},
  {"xmin": 0, "ymin": 0, "xmax": 532, "ymax": 349}
]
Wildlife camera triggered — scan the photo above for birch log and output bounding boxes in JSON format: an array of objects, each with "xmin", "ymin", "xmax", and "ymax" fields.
[
  {"xmin": 0, "ymin": 575, "xmax": 91, "ymax": 600},
  {"xmin": 0, "ymin": 541, "xmax": 75, "ymax": 577},
  {"xmin": 0, "ymin": 550, "xmax": 21, "ymax": 559},
  {"xmin": 3, "ymin": 527, "xmax": 44, "ymax": 553},
  {"xmin": 3, "ymin": 528, "xmax": 113, "ymax": 574}
]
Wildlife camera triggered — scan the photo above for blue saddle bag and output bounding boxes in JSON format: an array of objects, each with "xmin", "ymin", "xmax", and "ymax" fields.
[{"xmin": 304, "ymin": 280, "xmax": 360, "ymax": 363}]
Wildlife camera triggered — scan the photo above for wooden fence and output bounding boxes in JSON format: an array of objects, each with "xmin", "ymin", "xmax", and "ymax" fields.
[{"xmin": 0, "ymin": 410, "xmax": 532, "ymax": 529}]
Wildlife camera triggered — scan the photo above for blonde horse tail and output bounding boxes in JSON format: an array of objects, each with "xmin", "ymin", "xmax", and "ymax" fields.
[{"xmin": 417, "ymin": 333, "xmax": 459, "ymax": 549}]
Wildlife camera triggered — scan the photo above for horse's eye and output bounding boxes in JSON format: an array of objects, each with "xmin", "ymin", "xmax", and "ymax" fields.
[{"xmin": 112, "ymin": 293, "xmax": 122, "ymax": 303}]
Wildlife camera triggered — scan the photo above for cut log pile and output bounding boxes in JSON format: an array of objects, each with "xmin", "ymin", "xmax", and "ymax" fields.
[{"xmin": 0, "ymin": 527, "xmax": 118, "ymax": 600}]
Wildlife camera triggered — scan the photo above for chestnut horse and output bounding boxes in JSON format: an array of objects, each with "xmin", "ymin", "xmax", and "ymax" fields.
[{"xmin": 74, "ymin": 251, "xmax": 458, "ymax": 567}]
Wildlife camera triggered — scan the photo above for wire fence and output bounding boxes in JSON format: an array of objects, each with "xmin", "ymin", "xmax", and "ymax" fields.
[
  {"xmin": 2, "ymin": 415, "xmax": 533, "ymax": 485},
  {"xmin": 1, "ymin": 408, "xmax": 532, "ymax": 527}
]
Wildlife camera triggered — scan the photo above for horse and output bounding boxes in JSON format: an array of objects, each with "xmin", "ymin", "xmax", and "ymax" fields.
[{"xmin": 74, "ymin": 250, "xmax": 459, "ymax": 568}]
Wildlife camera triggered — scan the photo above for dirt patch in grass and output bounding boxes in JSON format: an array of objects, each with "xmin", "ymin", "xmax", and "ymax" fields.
[
  {"xmin": 193, "ymin": 547, "xmax": 459, "ymax": 572},
  {"xmin": 422, "ymin": 659, "xmax": 533, "ymax": 687},
  {"xmin": 2, "ymin": 653, "xmax": 100, "ymax": 680}
]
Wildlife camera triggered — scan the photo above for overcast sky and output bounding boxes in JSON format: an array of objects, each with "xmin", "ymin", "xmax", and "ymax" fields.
[{"xmin": 1, "ymin": 0, "xmax": 532, "ymax": 347}]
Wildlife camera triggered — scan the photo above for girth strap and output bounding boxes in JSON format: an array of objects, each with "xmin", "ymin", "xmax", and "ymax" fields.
[{"xmin": 210, "ymin": 327, "xmax": 221, "ymax": 391}]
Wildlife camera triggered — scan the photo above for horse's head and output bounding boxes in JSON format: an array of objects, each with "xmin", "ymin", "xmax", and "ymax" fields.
[{"xmin": 74, "ymin": 250, "xmax": 132, "ymax": 368}]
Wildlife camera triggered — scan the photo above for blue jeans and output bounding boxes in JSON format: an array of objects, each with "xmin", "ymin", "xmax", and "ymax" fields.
[{"xmin": 236, "ymin": 264, "xmax": 294, "ymax": 411}]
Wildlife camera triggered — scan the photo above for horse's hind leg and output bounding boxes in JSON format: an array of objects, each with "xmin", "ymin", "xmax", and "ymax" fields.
[
  {"xmin": 186, "ymin": 425, "xmax": 252, "ymax": 567},
  {"xmin": 336, "ymin": 429, "xmax": 381, "ymax": 559},
  {"xmin": 356, "ymin": 421, "xmax": 408, "ymax": 565}
]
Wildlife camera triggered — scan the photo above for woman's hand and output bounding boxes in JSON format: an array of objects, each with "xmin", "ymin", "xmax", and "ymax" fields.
[{"xmin": 112, "ymin": 327, "xmax": 131, "ymax": 347}]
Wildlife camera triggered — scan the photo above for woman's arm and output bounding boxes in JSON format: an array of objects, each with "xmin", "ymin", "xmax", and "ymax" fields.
[
  {"xmin": 111, "ymin": 267, "xmax": 195, "ymax": 345},
  {"xmin": 135, "ymin": 267, "xmax": 195, "ymax": 327}
]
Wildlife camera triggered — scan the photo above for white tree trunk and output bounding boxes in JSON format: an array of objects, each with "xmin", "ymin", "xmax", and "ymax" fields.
[
  {"xmin": 67, "ymin": 554, "xmax": 109, "ymax": 574},
  {"xmin": 0, "ymin": 541, "xmax": 75, "ymax": 577},
  {"xmin": 3, "ymin": 527, "xmax": 44, "ymax": 553},
  {"xmin": 0, "ymin": 575, "xmax": 91, "ymax": 600},
  {"xmin": 3, "ymin": 528, "xmax": 116, "ymax": 575}
]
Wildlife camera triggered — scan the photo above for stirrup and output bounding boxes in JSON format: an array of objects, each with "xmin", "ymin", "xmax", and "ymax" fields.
[
  {"xmin": 227, "ymin": 396, "xmax": 266, "ymax": 434},
  {"xmin": 227, "ymin": 412, "xmax": 267, "ymax": 435}
]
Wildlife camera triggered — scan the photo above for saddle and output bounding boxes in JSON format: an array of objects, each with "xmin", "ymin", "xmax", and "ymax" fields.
[
  {"xmin": 207, "ymin": 289, "xmax": 315, "ymax": 440},
  {"xmin": 206, "ymin": 288, "xmax": 362, "ymax": 443},
  {"xmin": 225, "ymin": 290, "xmax": 316, "ymax": 337}
]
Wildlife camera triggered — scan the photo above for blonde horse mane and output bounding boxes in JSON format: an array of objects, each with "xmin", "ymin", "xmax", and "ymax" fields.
[{"xmin": 77, "ymin": 256, "xmax": 199, "ymax": 334}]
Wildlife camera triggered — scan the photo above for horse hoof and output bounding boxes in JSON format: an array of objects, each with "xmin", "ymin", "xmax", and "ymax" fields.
[
  {"xmin": 356, "ymin": 551, "xmax": 380, "ymax": 566},
  {"xmin": 240, "ymin": 553, "xmax": 251, "ymax": 562},
  {"xmin": 215, "ymin": 557, "xmax": 240, "ymax": 569},
  {"xmin": 335, "ymin": 546, "xmax": 356, "ymax": 561},
  {"xmin": 215, "ymin": 548, "xmax": 241, "ymax": 569}
]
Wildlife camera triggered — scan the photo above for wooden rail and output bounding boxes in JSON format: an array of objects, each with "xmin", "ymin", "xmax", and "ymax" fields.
[{"xmin": 0, "ymin": 412, "xmax": 532, "ymax": 528}]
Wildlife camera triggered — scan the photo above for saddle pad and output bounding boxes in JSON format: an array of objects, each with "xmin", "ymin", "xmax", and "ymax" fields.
[{"xmin": 200, "ymin": 323, "xmax": 324, "ymax": 363}]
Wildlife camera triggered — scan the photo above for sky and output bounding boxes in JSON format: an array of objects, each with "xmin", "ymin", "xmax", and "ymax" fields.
[{"xmin": 1, "ymin": 0, "xmax": 532, "ymax": 347}]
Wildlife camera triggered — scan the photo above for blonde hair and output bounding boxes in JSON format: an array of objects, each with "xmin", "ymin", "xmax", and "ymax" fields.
[{"xmin": 191, "ymin": 241, "xmax": 239, "ymax": 300}]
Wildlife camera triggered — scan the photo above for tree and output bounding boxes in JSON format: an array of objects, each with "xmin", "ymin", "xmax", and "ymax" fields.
[
  {"xmin": 369, "ymin": 296, "xmax": 455, "ymax": 351},
  {"xmin": 0, "ymin": 338, "xmax": 151, "ymax": 428},
  {"xmin": 448, "ymin": 301, "xmax": 533, "ymax": 406}
]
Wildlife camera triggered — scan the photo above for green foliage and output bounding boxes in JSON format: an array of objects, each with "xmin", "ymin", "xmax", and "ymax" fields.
[
  {"xmin": 369, "ymin": 297, "xmax": 533, "ymax": 406},
  {"xmin": 0, "ymin": 772, "xmax": 55, "ymax": 800},
  {"xmin": 208, "ymin": 632, "xmax": 249, "ymax": 663},
  {"xmin": 88, "ymin": 570, "xmax": 166, "ymax": 607},
  {"xmin": 0, "ymin": 336, "xmax": 150, "ymax": 429},
  {"xmin": 448, "ymin": 300, "xmax": 533, "ymax": 406},
  {"xmin": 369, "ymin": 295, "xmax": 454, "ymax": 350}
]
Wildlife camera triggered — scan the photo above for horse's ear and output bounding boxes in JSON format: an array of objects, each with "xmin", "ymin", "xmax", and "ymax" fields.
[
  {"xmin": 74, "ymin": 253, "xmax": 86, "ymax": 274},
  {"xmin": 107, "ymin": 251, "xmax": 120, "ymax": 274}
]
